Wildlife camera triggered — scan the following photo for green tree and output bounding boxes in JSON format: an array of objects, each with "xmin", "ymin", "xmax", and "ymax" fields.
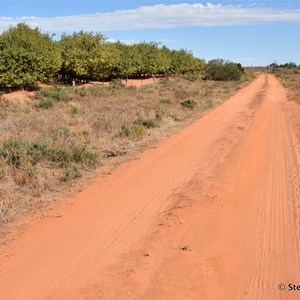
[
  {"xmin": 134, "ymin": 42, "xmax": 161, "ymax": 75},
  {"xmin": 89, "ymin": 42, "xmax": 121, "ymax": 80},
  {"xmin": 0, "ymin": 23, "xmax": 61, "ymax": 87},
  {"xmin": 170, "ymin": 49, "xmax": 205, "ymax": 74},
  {"xmin": 113, "ymin": 43, "xmax": 140, "ymax": 80},
  {"xmin": 156, "ymin": 46, "xmax": 172, "ymax": 75},
  {"xmin": 60, "ymin": 31, "xmax": 121, "ymax": 80}
]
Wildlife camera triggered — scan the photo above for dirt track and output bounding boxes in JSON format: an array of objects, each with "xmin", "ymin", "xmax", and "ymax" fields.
[{"xmin": 1, "ymin": 74, "xmax": 300, "ymax": 299}]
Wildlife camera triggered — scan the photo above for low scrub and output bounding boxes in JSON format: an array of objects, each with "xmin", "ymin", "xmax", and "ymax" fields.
[
  {"xmin": 0, "ymin": 72, "xmax": 254, "ymax": 223},
  {"xmin": 0, "ymin": 138, "xmax": 98, "ymax": 186},
  {"xmin": 39, "ymin": 86, "xmax": 71, "ymax": 101},
  {"xmin": 134, "ymin": 118, "xmax": 157, "ymax": 129},
  {"xmin": 274, "ymin": 68, "xmax": 300, "ymax": 103},
  {"xmin": 180, "ymin": 99, "xmax": 197, "ymax": 110},
  {"xmin": 120, "ymin": 124, "xmax": 146, "ymax": 139},
  {"xmin": 34, "ymin": 98, "xmax": 55, "ymax": 109}
]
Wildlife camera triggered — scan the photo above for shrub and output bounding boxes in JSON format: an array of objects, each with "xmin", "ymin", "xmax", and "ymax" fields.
[
  {"xmin": 134, "ymin": 118, "xmax": 157, "ymax": 129},
  {"xmin": 34, "ymin": 98, "xmax": 55, "ymax": 109},
  {"xmin": 69, "ymin": 104, "xmax": 79, "ymax": 115},
  {"xmin": 0, "ymin": 139, "xmax": 51, "ymax": 168},
  {"xmin": 50, "ymin": 145, "xmax": 98, "ymax": 167},
  {"xmin": 131, "ymin": 124, "xmax": 145, "ymax": 138},
  {"xmin": 205, "ymin": 59, "xmax": 243, "ymax": 81},
  {"xmin": 0, "ymin": 139, "xmax": 35, "ymax": 168},
  {"xmin": 0, "ymin": 138, "xmax": 98, "ymax": 177},
  {"xmin": 120, "ymin": 124, "xmax": 145, "ymax": 139},
  {"xmin": 28, "ymin": 141, "xmax": 52, "ymax": 161},
  {"xmin": 180, "ymin": 99, "xmax": 197, "ymax": 110},
  {"xmin": 120, "ymin": 125, "xmax": 131, "ymax": 137},
  {"xmin": 71, "ymin": 146, "xmax": 99, "ymax": 164},
  {"xmin": 40, "ymin": 86, "xmax": 70, "ymax": 101},
  {"xmin": 59, "ymin": 164, "xmax": 82, "ymax": 181}
]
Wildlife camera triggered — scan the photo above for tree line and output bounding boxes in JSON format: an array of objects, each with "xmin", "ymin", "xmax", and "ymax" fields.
[
  {"xmin": 0, "ymin": 23, "xmax": 206, "ymax": 87},
  {"xmin": 268, "ymin": 61, "xmax": 299, "ymax": 69}
]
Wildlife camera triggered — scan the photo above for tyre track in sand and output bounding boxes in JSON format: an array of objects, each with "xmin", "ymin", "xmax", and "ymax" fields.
[{"xmin": 241, "ymin": 76, "xmax": 300, "ymax": 300}]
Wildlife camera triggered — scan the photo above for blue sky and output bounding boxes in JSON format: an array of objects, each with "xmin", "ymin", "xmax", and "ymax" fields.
[{"xmin": 0, "ymin": 1, "xmax": 300, "ymax": 66}]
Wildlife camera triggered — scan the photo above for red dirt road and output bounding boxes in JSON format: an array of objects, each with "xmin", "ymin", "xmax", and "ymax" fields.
[{"xmin": 1, "ymin": 74, "xmax": 300, "ymax": 299}]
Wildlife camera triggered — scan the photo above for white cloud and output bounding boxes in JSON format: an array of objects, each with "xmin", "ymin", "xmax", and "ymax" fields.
[{"xmin": 0, "ymin": 2, "xmax": 300, "ymax": 33}]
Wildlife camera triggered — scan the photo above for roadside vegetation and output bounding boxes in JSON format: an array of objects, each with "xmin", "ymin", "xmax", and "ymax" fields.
[
  {"xmin": 270, "ymin": 66, "xmax": 300, "ymax": 103},
  {"xmin": 0, "ymin": 23, "xmax": 256, "ymax": 225},
  {"xmin": 0, "ymin": 70, "xmax": 256, "ymax": 224}
]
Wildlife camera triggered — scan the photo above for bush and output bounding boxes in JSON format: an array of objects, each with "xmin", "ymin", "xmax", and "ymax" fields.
[
  {"xmin": 40, "ymin": 86, "xmax": 70, "ymax": 101},
  {"xmin": 34, "ymin": 98, "xmax": 55, "ymax": 109},
  {"xmin": 0, "ymin": 138, "xmax": 98, "ymax": 183},
  {"xmin": 134, "ymin": 118, "xmax": 157, "ymax": 129},
  {"xmin": 71, "ymin": 146, "xmax": 99, "ymax": 164},
  {"xmin": 50, "ymin": 145, "xmax": 98, "ymax": 167},
  {"xmin": 205, "ymin": 59, "xmax": 243, "ymax": 81},
  {"xmin": 69, "ymin": 104, "xmax": 79, "ymax": 115},
  {"xmin": 28, "ymin": 141, "xmax": 52, "ymax": 161},
  {"xmin": 120, "ymin": 124, "xmax": 145, "ymax": 139},
  {"xmin": 131, "ymin": 124, "xmax": 145, "ymax": 138},
  {"xmin": 120, "ymin": 125, "xmax": 131, "ymax": 137},
  {"xmin": 180, "ymin": 99, "xmax": 197, "ymax": 110},
  {"xmin": 0, "ymin": 139, "xmax": 41, "ymax": 168}
]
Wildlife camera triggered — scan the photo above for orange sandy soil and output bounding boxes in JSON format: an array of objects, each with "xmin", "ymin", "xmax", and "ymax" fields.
[
  {"xmin": 1, "ymin": 74, "xmax": 300, "ymax": 299},
  {"xmin": 1, "ymin": 90, "xmax": 35, "ymax": 103},
  {"xmin": 82, "ymin": 77, "xmax": 158, "ymax": 87}
]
